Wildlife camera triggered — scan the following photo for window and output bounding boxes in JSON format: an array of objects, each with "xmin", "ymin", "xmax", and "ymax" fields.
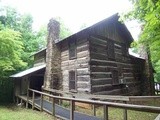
[
  {"xmin": 69, "ymin": 40, "xmax": 76, "ymax": 59},
  {"xmin": 112, "ymin": 70, "xmax": 119, "ymax": 85},
  {"xmin": 69, "ymin": 71, "xmax": 76, "ymax": 91},
  {"xmin": 107, "ymin": 40, "xmax": 115, "ymax": 59}
]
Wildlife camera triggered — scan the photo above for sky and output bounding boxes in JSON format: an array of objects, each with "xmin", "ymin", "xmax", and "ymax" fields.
[{"xmin": 1, "ymin": 0, "xmax": 141, "ymax": 39}]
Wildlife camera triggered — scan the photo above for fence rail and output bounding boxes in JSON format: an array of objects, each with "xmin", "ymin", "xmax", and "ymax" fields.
[{"xmin": 26, "ymin": 88, "xmax": 160, "ymax": 120}]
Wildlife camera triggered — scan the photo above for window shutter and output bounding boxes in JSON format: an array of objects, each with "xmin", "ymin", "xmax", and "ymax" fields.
[
  {"xmin": 69, "ymin": 71, "xmax": 76, "ymax": 90},
  {"xmin": 69, "ymin": 40, "xmax": 76, "ymax": 59},
  {"xmin": 107, "ymin": 41, "xmax": 115, "ymax": 59},
  {"xmin": 112, "ymin": 70, "xmax": 119, "ymax": 85}
]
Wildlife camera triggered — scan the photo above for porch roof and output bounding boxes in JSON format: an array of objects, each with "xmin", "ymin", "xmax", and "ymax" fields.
[{"xmin": 10, "ymin": 64, "xmax": 46, "ymax": 78}]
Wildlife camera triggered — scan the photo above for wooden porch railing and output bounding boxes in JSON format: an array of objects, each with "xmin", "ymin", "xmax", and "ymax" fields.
[{"xmin": 26, "ymin": 88, "xmax": 160, "ymax": 120}]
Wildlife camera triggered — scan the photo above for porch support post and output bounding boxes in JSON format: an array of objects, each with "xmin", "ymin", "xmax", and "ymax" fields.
[
  {"xmin": 70, "ymin": 100, "xmax": 75, "ymax": 120},
  {"xmin": 32, "ymin": 91, "xmax": 35, "ymax": 109},
  {"xmin": 26, "ymin": 89, "xmax": 29, "ymax": 108},
  {"xmin": 40, "ymin": 94, "xmax": 43, "ymax": 111},
  {"xmin": 93, "ymin": 104, "xmax": 96, "ymax": 116},
  {"xmin": 103, "ymin": 105, "xmax": 108, "ymax": 120},
  {"xmin": 52, "ymin": 98, "xmax": 55, "ymax": 116},
  {"xmin": 123, "ymin": 101, "xmax": 127, "ymax": 120}
]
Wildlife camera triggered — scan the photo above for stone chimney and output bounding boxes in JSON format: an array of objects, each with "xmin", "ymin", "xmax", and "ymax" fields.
[{"xmin": 43, "ymin": 19, "xmax": 62, "ymax": 90}]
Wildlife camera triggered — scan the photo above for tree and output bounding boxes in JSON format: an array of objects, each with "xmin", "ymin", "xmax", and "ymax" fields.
[
  {"xmin": 0, "ymin": 25, "xmax": 26, "ymax": 76},
  {"xmin": 55, "ymin": 17, "xmax": 72, "ymax": 39},
  {"xmin": 125, "ymin": 0, "xmax": 160, "ymax": 82}
]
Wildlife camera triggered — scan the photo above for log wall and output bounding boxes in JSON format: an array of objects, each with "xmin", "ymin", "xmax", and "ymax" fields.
[
  {"xmin": 34, "ymin": 50, "xmax": 46, "ymax": 66},
  {"xmin": 89, "ymin": 23, "xmax": 145, "ymax": 95},
  {"xmin": 61, "ymin": 38, "xmax": 91, "ymax": 93}
]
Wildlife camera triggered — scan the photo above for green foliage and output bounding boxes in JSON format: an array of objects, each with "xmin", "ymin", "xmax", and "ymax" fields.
[
  {"xmin": 125, "ymin": 0, "xmax": 160, "ymax": 82},
  {"xmin": 55, "ymin": 17, "xmax": 72, "ymax": 39},
  {"xmin": 0, "ymin": 27, "xmax": 26, "ymax": 73}
]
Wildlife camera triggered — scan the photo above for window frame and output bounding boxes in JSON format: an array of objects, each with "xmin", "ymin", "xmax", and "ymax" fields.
[
  {"xmin": 69, "ymin": 70, "xmax": 77, "ymax": 92},
  {"xmin": 111, "ymin": 70, "xmax": 119, "ymax": 85},
  {"xmin": 69, "ymin": 39, "xmax": 77, "ymax": 60},
  {"xmin": 107, "ymin": 40, "xmax": 115, "ymax": 60}
]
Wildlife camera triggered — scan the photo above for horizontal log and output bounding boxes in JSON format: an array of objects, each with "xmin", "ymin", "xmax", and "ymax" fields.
[
  {"xmin": 77, "ymin": 44, "xmax": 89, "ymax": 53},
  {"xmin": 91, "ymin": 66, "xmax": 110, "ymax": 72},
  {"xmin": 92, "ymin": 78, "xmax": 112, "ymax": 85},
  {"xmin": 92, "ymin": 84, "xmax": 112, "ymax": 93},
  {"xmin": 94, "ymin": 89, "xmax": 123, "ymax": 95},
  {"xmin": 61, "ymin": 55, "xmax": 69, "ymax": 61},
  {"xmin": 77, "ymin": 68, "xmax": 90, "ymax": 75},
  {"xmin": 77, "ymin": 88, "xmax": 90, "ymax": 93},
  {"xmin": 90, "ymin": 52, "xmax": 108, "ymax": 60},
  {"xmin": 61, "ymin": 50, "xmax": 69, "ymax": 57},
  {"xmin": 114, "ymin": 43, "xmax": 122, "ymax": 48},
  {"xmin": 77, "ymin": 75, "xmax": 90, "ymax": 82},
  {"xmin": 90, "ymin": 59, "xmax": 117, "ymax": 67},
  {"xmin": 114, "ymin": 48, "xmax": 122, "ymax": 54},
  {"xmin": 77, "ymin": 39, "xmax": 88, "ymax": 45},
  {"xmin": 91, "ymin": 72, "xmax": 112, "ymax": 79},
  {"xmin": 77, "ymin": 51, "xmax": 89, "ymax": 58},
  {"xmin": 77, "ymin": 81, "xmax": 90, "ymax": 88},
  {"xmin": 90, "ymin": 46, "xmax": 107, "ymax": 55},
  {"xmin": 90, "ymin": 36, "xmax": 107, "ymax": 46},
  {"xmin": 123, "ymin": 73, "xmax": 134, "ymax": 77}
]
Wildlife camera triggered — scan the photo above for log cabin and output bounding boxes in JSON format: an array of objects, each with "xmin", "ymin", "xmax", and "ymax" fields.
[{"xmin": 11, "ymin": 14, "xmax": 154, "ymax": 99}]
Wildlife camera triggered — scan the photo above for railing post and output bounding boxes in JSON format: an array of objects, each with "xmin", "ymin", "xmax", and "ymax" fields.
[
  {"xmin": 70, "ymin": 100, "xmax": 75, "ymax": 120},
  {"xmin": 40, "ymin": 94, "xmax": 43, "ymax": 111},
  {"xmin": 103, "ymin": 105, "xmax": 108, "ymax": 120},
  {"xmin": 20, "ymin": 99, "xmax": 23, "ymax": 107},
  {"xmin": 52, "ymin": 98, "xmax": 55, "ymax": 116},
  {"xmin": 93, "ymin": 104, "xmax": 96, "ymax": 116},
  {"xmin": 26, "ymin": 89, "xmax": 29, "ymax": 108},
  {"xmin": 32, "ymin": 91, "xmax": 35, "ymax": 110},
  {"xmin": 123, "ymin": 101, "xmax": 127, "ymax": 120}
]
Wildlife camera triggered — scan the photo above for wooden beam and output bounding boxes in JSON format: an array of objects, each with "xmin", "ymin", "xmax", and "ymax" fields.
[
  {"xmin": 40, "ymin": 94, "xmax": 43, "ymax": 111},
  {"xmin": 123, "ymin": 101, "xmax": 127, "ymax": 120},
  {"xmin": 103, "ymin": 105, "xmax": 108, "ymax": 120},
  {"xmin": 52, "ymin": 98, "xmax": 55, "ymax": 116},
  {"xmin": 32, "ymin": 91, "xmax": 35, "ymax": 110},
  {"xmin": 70, "ymin": 100, "xmax": 75, "ymax": 120},
  {"xmin": 26, "ymin": 89, "xmax": 29, "ymax": 108},
  {"xmin": 93, "ymin": 105, "xmax": 96, "ymax": 116}
]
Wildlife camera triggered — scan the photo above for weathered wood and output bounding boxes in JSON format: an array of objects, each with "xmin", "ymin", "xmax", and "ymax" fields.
[
  {"xmin": 92, "ymin": 78, "xmax": 112, "ymax": 85},
  {"xmin": 26, "ymin": 89, "xmax": 29, "ymax": 108},
  {"xmin": 94, "ymin": 89, "xmax": 122, "ymax": 95},
  {"xmin": 70, "ymin": 100, "xmax": 75, "ymax": 120},
  {"xmin": 32, "ymin": 91, "xmax": 35, "ymax": 109},
  {"xmin": 28, "ymin": 88, "xmax": 160, "ymax": 114},
  {"xmin": 77, "ymin": 75, "xmax": 90, "ymax": 82},
  {"xmin": 52, "ymin": 98, "xmax": 55, "ymax": 116},
  {"xmin": 103, "ymin": 105, "xmax": 108, "ymax": 120},
  {"xmin": 92, "ymin": 84, "xmax": 112, "ymax": 93},
  {"xmin": 91, "ymin": 72, "xmax": 112, "ymax": 79},
  {"xmin": 40, "ymin": 94, "xmax": 43, "ymax": 111},
  {"xmin": 77, "ymin": 68, "xmax": 89, "ymax": 75},
  {"xmin": 123, "ymin": 101, "xmax": 127, "ymax": 120},
  {"xmin": 93, "ymin": 104, "xmax": 96, "ymax": 116},
  {"xmin": 90, "ymin": 52, "xmax": 108, "ymax": 60},
  {"xmin": 77, "ymin": 43, "xmax": 89, "ymax": 53},
  {"xmin": 90, "ymin": 36, "xmax": 107, "ymax": 46}
]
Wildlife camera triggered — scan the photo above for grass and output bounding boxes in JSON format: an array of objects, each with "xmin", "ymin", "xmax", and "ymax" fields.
[
  {"xmin": 74, "ymin": 99, "xmax": 160, "ymax": 120},
  {"xmin": 0, "ymin": 104, "xmax": 55, "ymax": 120}
]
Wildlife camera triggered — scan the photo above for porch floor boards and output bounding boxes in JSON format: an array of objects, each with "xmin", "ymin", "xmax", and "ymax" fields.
[{"xmin": 18, "ymin": 95, "xmax": 102, "ymax": 120}]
